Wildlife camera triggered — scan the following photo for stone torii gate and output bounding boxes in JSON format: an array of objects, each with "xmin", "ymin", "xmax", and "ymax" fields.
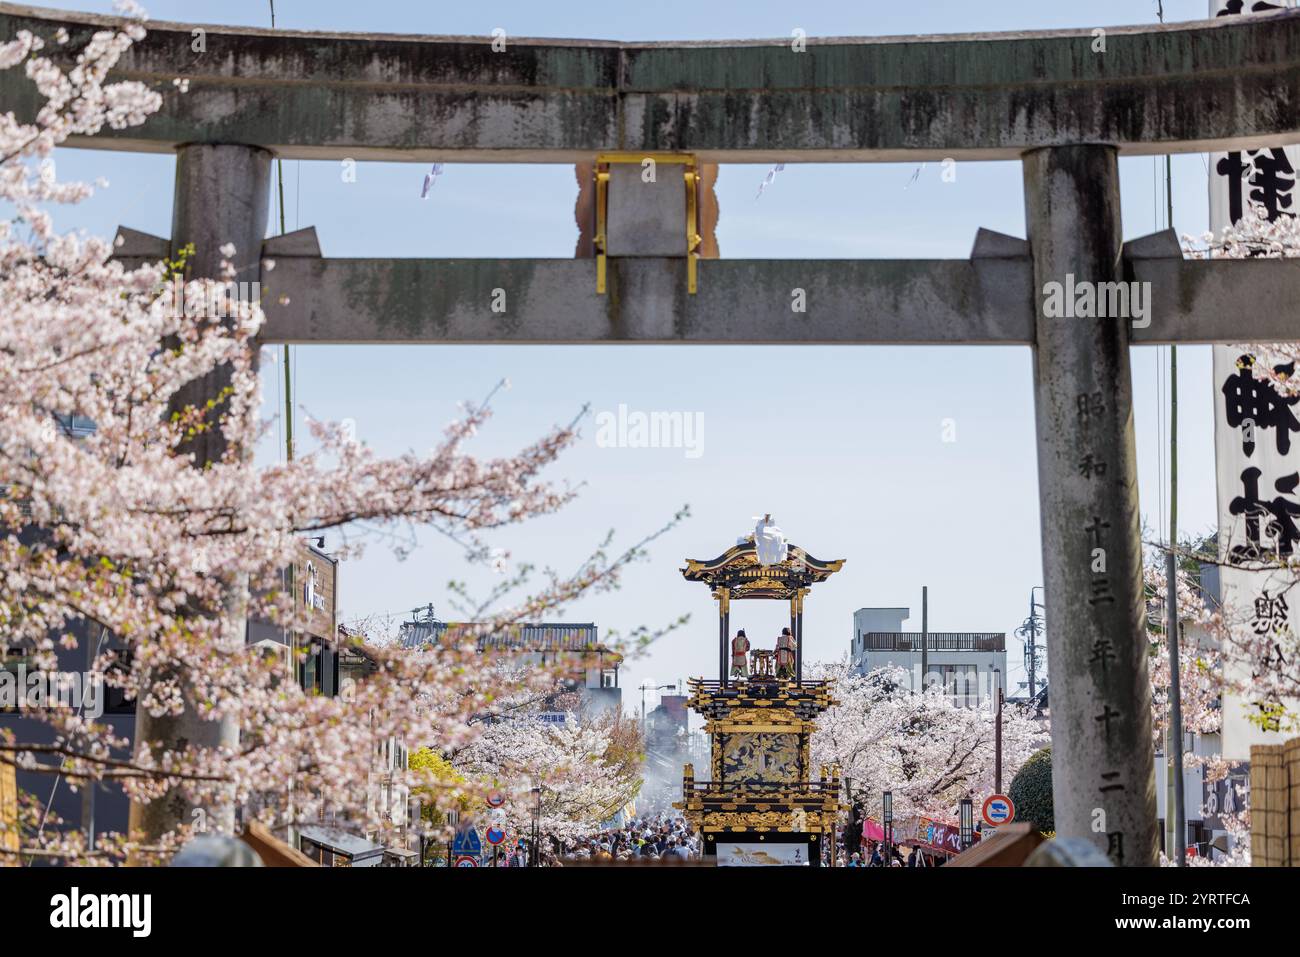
[{"xmin": 5, "ymin": 3, "xmax": 1300, "ymax": 864}]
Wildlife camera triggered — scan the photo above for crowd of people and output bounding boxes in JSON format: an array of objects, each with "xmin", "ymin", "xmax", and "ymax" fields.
[
  {"xmin": 830, "ymin": 804, "xmax": 954, "ymax": 867},
  {"xmin": 837, "ymin": 843, "xmax": 933, "ymax": 867},
  {"xmin": 539, "ymin": 812, "xmax": 700, "ymax": 865},
  {"xmin": 488, "ymin": 812, "xmax": 950, "ymax": 866}
]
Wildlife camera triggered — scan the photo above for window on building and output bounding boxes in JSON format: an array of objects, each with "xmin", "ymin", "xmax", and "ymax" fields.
[
  {"xmin": 298, "ymin": 637, "xmax": 324, "ymax": 694},
  {"xmin": 324, "ymin": 647, "xmax": 340, "ymax": 696},
  {"xmin": 102, "ymin": 650, "xmax": 136, "ymax": 715},
  {"xmin": 933, "ymin": 665, "xmax": 980, "ymax": 707}
]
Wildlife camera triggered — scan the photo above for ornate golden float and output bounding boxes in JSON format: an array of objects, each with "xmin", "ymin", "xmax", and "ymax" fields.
[{"xmin": 675, "ymin": 519, "xmax": 846, "ymax": 866}]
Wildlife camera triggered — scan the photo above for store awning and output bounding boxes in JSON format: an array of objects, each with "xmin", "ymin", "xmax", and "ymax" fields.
[{"xmin": 297, "ymin": 826, "xmax": 386, "ymax": 865}]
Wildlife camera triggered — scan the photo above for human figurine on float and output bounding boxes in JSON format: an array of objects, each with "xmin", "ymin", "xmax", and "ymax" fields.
[
  {"xmin": 730, "ymin": 629, "xmax": 750, "ymax": 679},
  {"xmin": 775, "ymin": 627, "xmax": 797, "ymax": 680}
]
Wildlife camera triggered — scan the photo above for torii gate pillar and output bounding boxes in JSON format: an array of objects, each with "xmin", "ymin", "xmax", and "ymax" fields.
[
  {"xmin": 1023, "ymin": 145, "xmax": 1158, "ymax": 867},
  {"xmin": 128, "ymin": 144, "xmax": 272, "ymax": 852}
]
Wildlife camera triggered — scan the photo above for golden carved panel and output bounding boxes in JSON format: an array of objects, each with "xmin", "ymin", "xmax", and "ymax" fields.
[
  {"xmin": 723, "ymin": 732, "xmax": 800, "ymax": 784},
  {"xmin": 724, "ymin": 708, "xmax": 800, "ymax": 724},
  {"xmin": 697, "ymin": 811, "xmax": 834, "ymax": 830}
]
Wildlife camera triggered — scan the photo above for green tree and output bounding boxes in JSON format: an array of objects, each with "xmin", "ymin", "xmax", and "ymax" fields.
[
  {"xmin": 409, "ymin": 747, "xmax": 467, "ymax": 826},
  {"xmin": 1008, "ymin": 746, "xmax": 1053, "ymax": 835}
]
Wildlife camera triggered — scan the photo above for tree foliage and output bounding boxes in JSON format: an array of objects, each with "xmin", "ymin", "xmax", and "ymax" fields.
[
  {"xmin": 0, "ymin": 7, "xmax": 671, "ymax": 863},
  {"xmin": 811, "ymin": 659, "xmax": 1047, "ymax": 822},
  {"xmin": 1007, "ymin": 746, "xmax": 1053, "ymax": 835}
]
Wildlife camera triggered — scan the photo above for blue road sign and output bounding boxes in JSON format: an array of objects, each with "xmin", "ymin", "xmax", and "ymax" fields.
[{"xmin": 453, "ymin": 825, "xmax": 482, "ymax": 858}]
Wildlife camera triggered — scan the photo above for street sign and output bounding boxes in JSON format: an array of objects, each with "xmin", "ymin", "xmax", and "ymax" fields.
[
  {"xmin": 981, "ymin": 794, "xmax": 1015, "ymax": 827},
  {"xmin": 486, "ymin": 825, "xmax": 507, "ymax": 846},
  {"xmin": 486, "ymin": 790, "xmax": 505, "ymax": 808},
  {"xmin": 453, "ymin": 825, "xmax": 482, "ymax": 858},
  {"xmin": 455, "ymin": 856, "xmax": 479, "ymax": 867}
]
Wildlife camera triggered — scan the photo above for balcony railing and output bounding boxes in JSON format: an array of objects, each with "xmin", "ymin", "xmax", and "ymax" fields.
[
  {"xmin": 859, "ymin": 632, "xmax": 1005, "ymax": 652},
  {"xmin": 688, "ymin": 679, "xmax": 831, "ymax": 693}
]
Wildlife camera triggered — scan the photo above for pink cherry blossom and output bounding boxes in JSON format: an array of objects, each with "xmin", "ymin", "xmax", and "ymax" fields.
[{"xmin": 0, "ymin": 9, "xmax": 666, "ymax": 864}]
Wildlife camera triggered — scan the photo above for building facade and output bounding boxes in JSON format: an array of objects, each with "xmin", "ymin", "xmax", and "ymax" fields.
[
  {"xmin": 850, "ymin": 607, "xmax": 1007, "ymax": 707},
  {"xmin": 398, "ymin": 617, "xmax": 622, "ymax": 717},
  {"xmin": 2, "ymin": 535, "xmax": 344, "ymax": 854},
  {"xmin": 247, "ymin": 539, "xmax": 340, "ymax": 696}
]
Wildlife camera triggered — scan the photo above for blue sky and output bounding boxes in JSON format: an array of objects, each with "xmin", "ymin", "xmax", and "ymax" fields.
[{"xmin": 39, "ymin": 0, "xmax": 1231, "ymax": 713}]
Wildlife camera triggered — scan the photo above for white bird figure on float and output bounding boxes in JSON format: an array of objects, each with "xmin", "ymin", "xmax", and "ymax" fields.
[{"xmin": 752, "ymin": 513, "xmax": 788, "ymax": 566}]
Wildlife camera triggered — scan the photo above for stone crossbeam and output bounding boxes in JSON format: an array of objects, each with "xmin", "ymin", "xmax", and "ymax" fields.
[
  {"xmin": 259, "ymin": 255, "xmax": 1034, "ymax": 346},
  {"xmin": 157, "ymin": 228, "xmax": 1295, "ymax": 346},
  {"xmin": 4, "ymin": 3, "xmax": 1300, "ymax": 161}
]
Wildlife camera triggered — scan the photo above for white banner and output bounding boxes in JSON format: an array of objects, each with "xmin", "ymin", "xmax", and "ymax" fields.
[
  {"xmin": 716, "ymin": 841, "xmax": 810, "ymax": 866},
  {"xmin": 1209, "ymin": 0, "xmax": 1300, "ymax": 760}
]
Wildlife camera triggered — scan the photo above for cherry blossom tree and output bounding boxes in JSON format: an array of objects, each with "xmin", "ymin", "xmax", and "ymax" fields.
[
  {"xmin": 1143, "ymin": 549, "xmax": 1227, "ymax": 746},
  {"xmin": 0, "ymin": 7, "xmax": 669, "ymax": 864},
  {"xmin": 808, "ymin": 659, "xmax": 1047, "ymax": 822},
  {"xmin": 449, "ymin": 709, "xmax": 643, "ymax": 841},
  {"xmin": 1142, "ymin": 544, "xmax": 1254, "ymax": 865}
]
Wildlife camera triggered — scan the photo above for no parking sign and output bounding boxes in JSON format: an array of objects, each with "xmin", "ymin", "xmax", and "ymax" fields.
[{"xmin": 981, "ymin": 794, "xmax": 1015, "ymax": 827}]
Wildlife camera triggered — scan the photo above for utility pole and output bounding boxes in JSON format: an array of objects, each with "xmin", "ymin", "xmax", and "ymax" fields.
[
  {"xmin": 271, "ymin": 5, "xmax": 289, "ymax": 455},
  {"xmin": 920, "ymin": 585, "xmax": 929, "ymax": 692},
  {"xmin": 995, "ymin": 681, "xmax": 1004, "ymax": 794},
  {"xmin": 271, "ymin": 1, "xmax": 297, "ymax": 695},
  {"xmin": 640, "ymin": 682, "xmax": 673, "ymax": 740},
  {"xmin": 1159, "ymin": 116, "xmax": 1186, "ymax": 865},
  {"xmin": 1027, "ymin": 592, "xmax": 1037, "ymax": 698},
  {"xmin": 1165, "ymin": 336, "xmax": 1186, "ymax": 864},
  {"xmin": 530, "ymin": 785, "xmax": 541, "ymax": 867},
  {"xmin": 1016, "ymin": 588, "xmax": 1043, "ymax": 699},
  {"xmin": 1155, "ymin": 0, "xmax": 1185, "ymax": 864}
]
